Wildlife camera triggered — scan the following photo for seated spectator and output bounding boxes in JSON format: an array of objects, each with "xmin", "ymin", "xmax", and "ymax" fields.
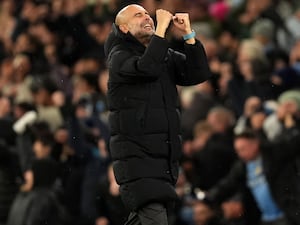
[
  {"xmin": 3, "ymin": 54, "xmax": 34, "ymax": 103},
  {"xmin": 191, "ymin": 120, "xmax": 237, "ymax": 191},
  {"xmin": 234, "ymin": 96, "xmax": 269, "ymax": 139},
  {"xmin": 181, "ymin": 80, "xmax": 217, "ymax": 140},
  {"xmin": 234, "ymin": 96, "xmax": 263, "ymax": 134},
  {"xmin": 263, "ymin": 89, "xmax": 300, "ymax": 141},
  {"xmin": 289, "ymin": 40, "xmax": 300, "ymax": 76},
  {"xmin": 270, "ymin": 50, "xmax": 300, "ymax": 95},
  {"xmin": 30, "ymin": 76, "xmax": 64, "ymax": 132},
  {"xmin": 200, "ymin": 112, "xmax": 300, "ymax": 225},
  {"xmin": 228, "ymin": 39, "xmax": 276, "ymax": 115},
  {"xmin": 286, "ymin": 7, "xmax": 300, "ymax": 41}
]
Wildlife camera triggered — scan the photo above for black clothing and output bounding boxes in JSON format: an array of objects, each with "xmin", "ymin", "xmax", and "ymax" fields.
[
  {"xmin": 227, "ymin": 75, "xmax": 276, "ymax": 116},
  {"xmin": 7, "ymin": 188, "xmax": 66, "ymax": 225},
  {"xmin": 104, "ymin": 24, "xmax": 210, "ymax": 211},
  {"xmin": 205, "ymin": 127, "xmax": 300, "ymax": 225},
  {"xmin": 0, "ymin": 145, "xmax": 20, "ymax": 224},
  {"xmin": 95, "ymin": 176, "xmax": 129, "ymax": 225},
  {"xmin": 181, "ymin": 92, "xmax": 216, "ymax": 140},
  {"xmin": 192, "ymin": 133, "xmax": 237, "ymax": 190},
  {"xmin": 31, "ymin": 158, "xmax": 60, "ymax": 188},
  {"xmin": 124, "ymin": 203, "xmax": 168, "ymax": 225}
]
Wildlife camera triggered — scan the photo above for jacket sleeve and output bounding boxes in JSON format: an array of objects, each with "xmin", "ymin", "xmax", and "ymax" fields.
[
  {"xmin": 264, "ymin": 126, "xmax": 300, "ymax": 161},
  {"xmin": 109, "ymin": 35, "xmax": 169, "ymax": 82},
  {"xmin": 171, "ymin": 40, "xmax": 211, "ymax": 86},
  {"xmin": 204, "ymin": 161, "xmax": 245, "ymax": 205}
]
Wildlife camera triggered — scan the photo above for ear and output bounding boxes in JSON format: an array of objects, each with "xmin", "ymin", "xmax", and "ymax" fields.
[{"xmin": 119, "ymin": 24, "xmax": 129, "ymax": 34}]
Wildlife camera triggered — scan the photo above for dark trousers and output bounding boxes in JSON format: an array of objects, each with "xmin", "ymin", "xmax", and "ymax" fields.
[{"xmin": 124, "ymin": 203, "xmax": 169, "ymax": 225}]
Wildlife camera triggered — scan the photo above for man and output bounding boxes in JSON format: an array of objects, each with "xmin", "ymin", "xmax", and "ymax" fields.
[
  {"xmin": 104, "ymin": 4, "xmax": 210, "ymax": 225},
  {"xmin": 199, "ymin": 112, "xmax": 300, "ymax": 225}
]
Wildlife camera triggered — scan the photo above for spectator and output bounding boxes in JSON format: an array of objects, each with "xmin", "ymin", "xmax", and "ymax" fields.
[
  {"xmin": 30, "ymin": 76, "xmax": 64, "ymax": 132},
  {"xmin": 191, "ymin": 120, "xmax": 237, "ymax": 191},
  {"xmin": 81, "ymin": 137, "xmax": 110, "ymax": 225},
  {"xmin": 0, "ymin": 95, "xmax": 16, "ymax": 145},
  {"xmin": 4, "ymin": 54, "xmax": 34, "ymax": 103},
  {"xmin": 234, "ymin": 96, "xmax": 271, "ymax": 139},
  {"xmin": 263, "ymin": 89, "xmax": 300, "ymax": 141},
  {"xmin": 7, "ymin": 158, "xmax": 66, "ymax": 225},
  {"xmin": 181, "ymin": 81, "xmax": 217, "ymax": 140},
  {"xmin": 201, "ymin": 114, "xmax": 300, "ymax": 225},
  {"xmin": 95, "ymin": 164, "xmax": 129, "ymax": 225},
  {"xmin": 228, "ymin": 39, "xmax": 276, "ymax": 115},
  {"xmin": 192, "ymin": 201, "xmax": 222, "ymax": 225},
  {"xmin": 286, "ymin": 6, "xmax": 300, "ymax": 40}
]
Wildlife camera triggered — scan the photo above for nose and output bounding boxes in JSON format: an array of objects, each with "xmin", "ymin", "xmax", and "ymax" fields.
[{"xmin": 144, "ymin": 13, "xmax": 151, "ymax": 20}]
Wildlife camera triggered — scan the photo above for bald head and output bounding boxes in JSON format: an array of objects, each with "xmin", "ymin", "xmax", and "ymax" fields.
[{"xmin": 115, "ymin": 4, "xmax": 146, "ymax": 26}]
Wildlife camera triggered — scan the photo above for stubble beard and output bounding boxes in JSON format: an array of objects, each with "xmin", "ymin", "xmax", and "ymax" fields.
[
  {"xmin": 137, "ymin": 30, "xmax": 155, "ymax": 46},
  {"xmin": 134, "ymin": 22, "xmax": 155, "ymax": 46}
]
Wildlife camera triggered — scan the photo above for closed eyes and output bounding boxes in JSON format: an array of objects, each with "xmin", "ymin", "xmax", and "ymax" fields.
[{"xmin": 134, "ymin": 12, "xmax": 149, "ymax": 17}]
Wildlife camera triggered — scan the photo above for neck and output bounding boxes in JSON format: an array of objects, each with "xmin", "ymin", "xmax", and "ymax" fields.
[{"xmin": 137, "ymin": 35, "xmax": 152, "ymax": 47}]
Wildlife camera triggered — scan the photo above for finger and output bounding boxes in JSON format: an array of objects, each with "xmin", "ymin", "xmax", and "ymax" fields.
[{"xmin": 172, "ymin": 16, "xmax": 184, "ymax": 24}]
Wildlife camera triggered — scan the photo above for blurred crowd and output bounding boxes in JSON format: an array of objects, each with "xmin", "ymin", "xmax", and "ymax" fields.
[{"xmin": 0, "ymin": 0, "xmax": 300, "ymax": 225}]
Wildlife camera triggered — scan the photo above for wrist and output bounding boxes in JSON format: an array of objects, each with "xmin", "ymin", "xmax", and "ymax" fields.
[
  {"xmin": 155, "ymin": 24, "xmax": 168, "ymax": 38},
  {"xmin": 184, "ymin": 29, "xmax": 193, "ymax": 35},
  {"xmin": 183, "ymin": 30, "xmax": 196, "ymax": 41}
]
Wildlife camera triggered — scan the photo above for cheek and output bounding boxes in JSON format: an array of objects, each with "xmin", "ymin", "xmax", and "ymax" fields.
[{"xmin": 237, "ymin": 150, "xmax": 248, "ymax": 160}]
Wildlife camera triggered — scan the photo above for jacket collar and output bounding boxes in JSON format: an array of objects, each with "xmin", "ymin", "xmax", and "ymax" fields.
[{"xmin": 104, "ymin": 23, "xmax": 147, "ymax": 56}]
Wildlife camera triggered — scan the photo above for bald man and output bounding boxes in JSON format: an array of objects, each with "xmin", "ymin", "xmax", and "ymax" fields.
[{"xmin": 104, "ymin": 4, "xmax": 210, "ymax": 225}]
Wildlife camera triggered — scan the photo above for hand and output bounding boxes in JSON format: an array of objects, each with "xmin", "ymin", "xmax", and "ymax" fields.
[
  {"xmin": 52, "ymin": 91, "xmax": 66, "ymax": 107},
  {"xmin": 20, "ymin": 170, "xmax": 34, "ymax": 192},
  {"xmin": 284, "ymin": 113, "xmax": 296, "ymax": 129},
  {"xmin": 172, "ymin": 13, "xmax": 192, "ymax": 34},
  {"xmin": 95, "ymin": 217, "xmax": 109, "ymax": 225},
  {"xmin": 0, "ymin": 96, "xmax": 11, "ymax": 118},
  {"xmin": 277, "ymin": 101, "xmax": 298, "ymax": 121},
  {"xmin": 155, "ymin": 9, "xmax": 173, "ymax": 38},
  {"xmin": 172, "ymin": 13, "xmax": 195, "ymax": 44},
  {"xmin": 221, "ymin": 201, "xmax": 244, "ymax": 219}
]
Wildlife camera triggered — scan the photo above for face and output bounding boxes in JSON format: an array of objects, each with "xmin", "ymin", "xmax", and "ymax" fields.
[
  {"xmin": 33, "ymin": 140, "xmax": 51, "ymax": 159},
  {"xmin": 118, "ymin": 5, "xmax": 155, "ymax": 43},
  {"xmin": 193, "ymin": 202, "xmax": 214, "ymax": 225},
  {"xmin": 234, "ymin": 137, "xmax": 260, "ymax": 161},
  {"xmin": 32, "ymin": 89, "xmax": 49, "ymax": 105}
]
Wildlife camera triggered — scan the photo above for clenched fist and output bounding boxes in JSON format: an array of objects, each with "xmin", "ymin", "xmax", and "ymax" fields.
[{"xmin": 155, "ymin": 9, "xmax": 173, "ymax": 38}]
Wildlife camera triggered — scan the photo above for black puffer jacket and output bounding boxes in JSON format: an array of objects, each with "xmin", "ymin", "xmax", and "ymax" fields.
[{"xmin": 104, "ymin": 24, "xmax": 210, "ymax": 211}]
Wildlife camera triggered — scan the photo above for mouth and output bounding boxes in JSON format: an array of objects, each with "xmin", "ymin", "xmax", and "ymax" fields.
[{"xmin": 144, "ymin": 24, "xmax": 153, "ymax": 30}]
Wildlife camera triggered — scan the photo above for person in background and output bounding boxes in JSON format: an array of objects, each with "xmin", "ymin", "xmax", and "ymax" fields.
[
  {"xmin": 200, "ymin": 109, "xmax": 300, "ymax": 225},
  {"xmin": 95, "ymin": 164, "xmax": 129, "ymax": 225}
]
